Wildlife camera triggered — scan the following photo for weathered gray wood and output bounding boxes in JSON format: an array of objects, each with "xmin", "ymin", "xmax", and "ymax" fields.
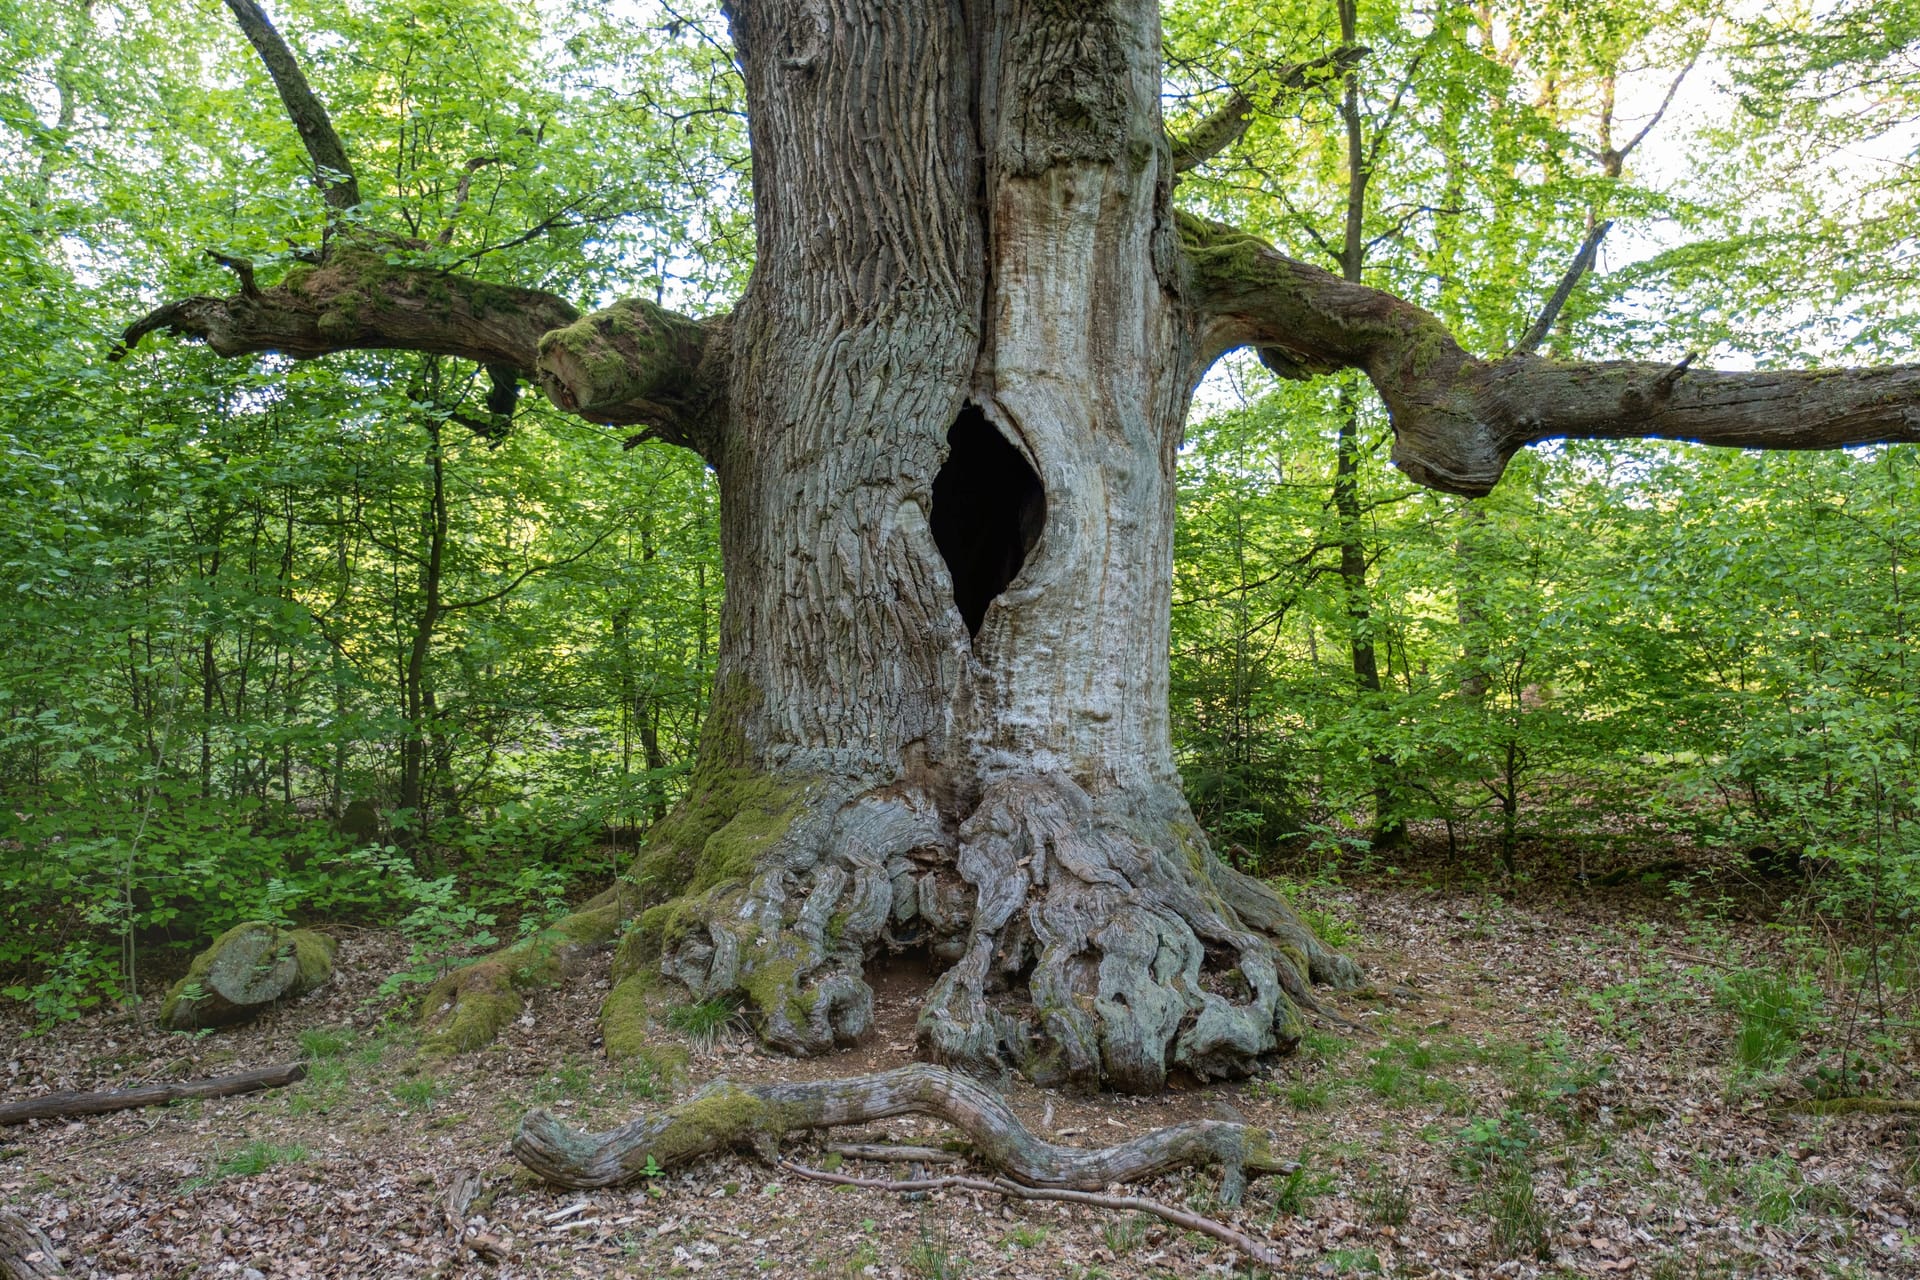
[
  {"xmin": 826, "ymin": 1142, "xmax": 962, "ymax": 1165},
  {"xmin": 512, "ymin": 1063, "xmax": 1295, "ymax": 1205},
  {"xmin": 0, "ymin": 1063, "xmax": 305, "ymax": 1126},
  {"xmin": 0, "ymin": 1209, "xmax": 68, "ymax": 1278}
]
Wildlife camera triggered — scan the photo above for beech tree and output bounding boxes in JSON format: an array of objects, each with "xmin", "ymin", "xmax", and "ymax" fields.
[{"xmin": 115, "ymin": 0, "xmax": 1920, "ymax": 1093}]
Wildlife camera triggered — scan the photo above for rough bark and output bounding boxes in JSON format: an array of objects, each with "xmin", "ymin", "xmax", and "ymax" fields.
[
  {"xmin": 220, "ymin": 0, "xmax": 359, "ymax": 210},
  {"xmin": 116, "ymin": 0, "xmax": 1920, "ymax": 1093},
  {"xmin": 511, "ymin": 1063, "xmax": 1294, "ymax": 1205},
  {"xmin": 0, "ymin": 1063, "xmax": 306, "ymax": 1126},
  {"xmin": 1184, "ymin": 214, "xmax": 1920, "ymax": 496},
  {"xmin": 0, "ymin": 1211, "xmax": 66, "ymax": 1280}
]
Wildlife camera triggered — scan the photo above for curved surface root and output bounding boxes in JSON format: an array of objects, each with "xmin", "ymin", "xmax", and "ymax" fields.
[
  {"xmin": 511, "ymin": 1063, "xmax": 1295, "ymax": 1203},
  {"xmin": 418, "ymin": 889, "xmax": 626, "ymax": 1054}
]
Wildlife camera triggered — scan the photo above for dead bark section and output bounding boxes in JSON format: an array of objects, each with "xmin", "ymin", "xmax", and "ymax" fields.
[
  {"xmin": 0, "ymin": 1209, "xmax": 66, "ymax": 1280},
  {"xmin": 0, "ymin": 1063, "xmax": 306, "ymax": 1126},
  {"xmin": 511, "ymin": 1063, "xmax": 1294, "ymax": 1207},
  {"xmin": 1183, "ymin": 214, "xmax": 1920, "ymax": 496}
]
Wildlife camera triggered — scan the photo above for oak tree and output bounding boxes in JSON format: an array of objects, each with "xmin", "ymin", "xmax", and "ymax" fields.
[{"xmin": 117, "ymin": 0, "xmax": 1920, "ymax": 1092}]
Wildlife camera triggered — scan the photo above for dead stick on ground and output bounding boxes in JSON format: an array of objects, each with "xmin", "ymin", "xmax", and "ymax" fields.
[
  {"xmin": 776, "ymin": 1160, "xmax": 1285, "ymax": 1269},
  {"xmin": 0, "ymin": 1063, "xmax": 305, "ymax": 1126},
  {"xmin": 826, "ymin": 1142, "xmax": 963, "ymax": 1164},
  {"xmin": 441, "ymin": 1169, "xmax": 509, "ymax": 1262},
  {"xmin": 0, "ymin": 1208, "xmax": 67, "ymax": 1280}
]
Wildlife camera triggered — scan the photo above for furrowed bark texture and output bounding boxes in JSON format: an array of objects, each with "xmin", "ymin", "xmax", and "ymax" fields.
[
  {"xmin": 124, "ymin": 0, "xmax": 1920, "ymax": 1091},
  {"xmin": 614, "ymin": 0, "xmax": 1358, "ymax": 1096}
]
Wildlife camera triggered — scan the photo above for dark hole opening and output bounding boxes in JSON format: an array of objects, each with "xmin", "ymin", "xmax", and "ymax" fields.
[{"xmin": 930, "ymin": 405, "xmax": 1045, "ymax": 637}]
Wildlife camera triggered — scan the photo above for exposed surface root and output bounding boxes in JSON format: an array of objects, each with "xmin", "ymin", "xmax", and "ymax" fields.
[
  {"xmin": 626, "ymin": 767, "xmax": 1362, "ymax": 1088},
  {"xmin": 510, "ymin": 1063, "xmax": 1295, "ymax": 1203},
  {"xmin": 418, "ymin": 890, "xmax": 626, "ymax": 1054}
]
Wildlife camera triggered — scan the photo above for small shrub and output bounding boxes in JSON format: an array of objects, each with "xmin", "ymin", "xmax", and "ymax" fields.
[
  {"xmin": 1719, "ymin": 970, "xmax": 1821, "ymax": 1070},
  {"xmin": 1484, "ymin": 1164, "xmax": 1553, "ymax": 1260},
  {"xmin": 188, "ymin": 1139, "xmax": 307, "ymax": 1187},
  {"xmin": 1452, "ymin": 1110, "xmax": 1535, "ymax": 1179}
]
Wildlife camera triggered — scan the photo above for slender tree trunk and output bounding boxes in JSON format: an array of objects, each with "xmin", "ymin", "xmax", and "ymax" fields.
[
  {"xmin": 400, "ymin": 417, "xmax": 446, "ymax": 828},
  {"xmin": 1331, "ymin": 0, "xmax": 1405, "ymax": 852}
]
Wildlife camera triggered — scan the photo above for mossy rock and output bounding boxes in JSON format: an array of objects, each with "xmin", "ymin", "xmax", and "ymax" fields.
[{"xmin": 158, "ymin": 922, "xmax": 336, "ymax": 1031}]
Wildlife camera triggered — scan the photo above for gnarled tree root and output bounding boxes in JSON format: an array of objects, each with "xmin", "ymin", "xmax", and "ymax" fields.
[
  {"xmin": 417, "ymin": 889, "xmax": 628, "ymax": 1054},
  {"xmin": 511, "ymin": 1063, "xmax": 1295, "ymax": 1205}
]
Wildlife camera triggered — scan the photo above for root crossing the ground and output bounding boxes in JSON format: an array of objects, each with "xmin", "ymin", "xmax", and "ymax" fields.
[{"xmin": 511, "ymin": 1063, "xmax": 1296, "ymax": 1206}]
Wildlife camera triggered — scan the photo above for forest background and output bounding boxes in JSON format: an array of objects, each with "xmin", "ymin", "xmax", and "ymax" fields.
[{"xmin": 0, "ymin": 0, "xmax": 1914, "ymax": 1047}]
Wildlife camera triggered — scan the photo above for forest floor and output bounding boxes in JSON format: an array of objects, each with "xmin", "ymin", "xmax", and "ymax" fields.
[{"xmin": 1, "ymin": 844, "xmax": 1916, "ymax": 1279}]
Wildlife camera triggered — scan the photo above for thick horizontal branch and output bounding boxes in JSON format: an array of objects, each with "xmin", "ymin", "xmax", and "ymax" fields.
[
  {"xmin": 536, "ymin": 299, "xmax": 731, "ymax": 444},
  {"xmin": 116, "ymin": 251, "xmax": 576, "ymax": 369},
  {"xmin": 1182, "ymin": 213, "xmax": 1920, "ymax": 495},
  {"xmin": 511, "ymin": 1063, "xmax": 1295, "ymax": 1202},
  {"xmin": 114, "ymin": 252, "xmax": 729, "ymax": 454}
]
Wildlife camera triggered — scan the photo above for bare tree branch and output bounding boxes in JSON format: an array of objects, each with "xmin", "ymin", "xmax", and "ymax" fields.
[
  {"xmin": 1184, "ymin": 213, "xmax": 1920, "ymax": 496},
  {"xmin": 1511, "ymin": 218, "xmax": 1613, "ymax": 356},
  {"xmin": 221, "ymin": 0, "xmax": 360, "ymax": 210},
  {"xmin": 1167, "ymin": 48, "xmax": 1366, "ymax": 173},
  {"xmin": 437, "ymin": 155, "xmax": 503, "ymax": 247},
  {"xmin": 112, "ymin": 252, "xmax": 731, "ymax": 456}
]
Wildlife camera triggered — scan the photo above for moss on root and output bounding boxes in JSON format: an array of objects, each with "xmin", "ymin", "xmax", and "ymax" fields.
[
  {"xmin": 645, "ymin": 1085, "xmax": 787, "ymax": 1168},
  {"xmin": 600, "ymin": 972, "xmax": 655, "ymax": 1061},
  {"xmin": 421, "ymin": 961, "xmax": 524, "ymax": 1055},
  {"xmin": 419, "ymin": 893, "xmax": 627, "ymax": 1056}
]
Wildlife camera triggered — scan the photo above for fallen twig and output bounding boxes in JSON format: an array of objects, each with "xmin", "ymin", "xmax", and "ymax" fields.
[
  {"xmin": 775, "ymin": 1159, "xmax": 1285, "ymax": 1269},
  {"xmin": 442, "ymin": 1169, "xmax": 508, "ymax": 1262},
  {"xmin": 826, "ymin": 1142, "xmax": 963, "ymax": 1164}
]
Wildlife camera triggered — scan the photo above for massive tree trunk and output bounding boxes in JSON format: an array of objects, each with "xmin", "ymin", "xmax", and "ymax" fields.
[
  {"xmin": 610, "ymin": 0, "xmax": 1358, "ymax": 1094},
  {"xmin": 113, "ymin": 0, "xmax": 1920, "ymax": 1092}
]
